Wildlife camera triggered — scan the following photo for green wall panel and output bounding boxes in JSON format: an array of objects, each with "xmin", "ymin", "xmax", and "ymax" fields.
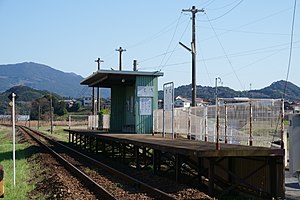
[{"xmin": 135, "ymin": 75, "xmax": 158, "ymax": 134}]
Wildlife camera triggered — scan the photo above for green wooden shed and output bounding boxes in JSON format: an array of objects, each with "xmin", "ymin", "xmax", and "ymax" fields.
[{"xmin": 80, "ymin": 69, "xmax": 163, "ymax": 134}]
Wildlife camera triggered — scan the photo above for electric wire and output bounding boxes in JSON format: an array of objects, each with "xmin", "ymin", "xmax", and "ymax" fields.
[
  {"xmin": 140, "ymin": 42, "xmax": 299, "ymax": 71},
  {"xmin": 198, "ymin": 0, "xmax": 217, "ymax": 8},
  {"xmin": 199, "ymin": 0, "xmax": 244, "ymax": 22},
  {"xmin": 198, "ymin": 45, "xmax": 213, "ymax": 86},
  {"xmin": 101, "ymin": 15, "xmax": 189, "ymax": 69},
  {"xmin": 199, "ymin": 6, "xmax": 294, "ymax": 42},
  {"xmin": 205, "ymin": 13, "xmax": 245, "ymax": 90},
  {"xmin": 283, "ymin": 0, "xmax": 297, "ymax": 99},
  {"xmin": 221, "ymin": 47, "xmax": 289, "ymax": 78},
  {"xmin": 273, "ymin": 0, "xmax": 298, "ymax": 144},
  {"xmin": 199, "ymin": 25, "xmax": 300, "ymax": 36},
  {"xmin": 126, "ymin": 15, "xmax": 188, "ymax": 50},
  {"xmin": 158, "ymin": 13, "xmax": 182, "ymax": 70},
  {"xmin": 159, "ymin": 19, "xmax": 191, "ymax": 71},
  {"xmin": 139, "ymin": 50, "xmax": 180, "ymax": 64},
  {"xmin": 197, "ymin": 31, "xmax": 213, "ymax": 86},
  {"xmin": 205, "ymin": 0, "xmax": 242, "ymax": 11}
]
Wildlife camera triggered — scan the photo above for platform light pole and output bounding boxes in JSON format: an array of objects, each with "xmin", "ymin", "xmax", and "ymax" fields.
[
  {"xmin": 116, "ymin": 47, "xmax": 126, "ymax": 71},
  {"xmin": 181, "ymin": 6, "xmax": 204, "ymax": 107},
  {"xmin": 215, "ymin": 77, "xmax": 221, "ymax": 150},
  {"xmin": 95, "ymin": 58, "xmax": 104, "ymax": 112}
]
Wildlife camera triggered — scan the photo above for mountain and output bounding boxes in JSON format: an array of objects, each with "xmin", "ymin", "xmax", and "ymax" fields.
[
  {"xmin": 158, "ymin": 80, "xmax": 300, "ymax": 101},
  {"xmin": 0, "ymin": 62, "xmax": 110, "ymax": 98},
  {"xmin": 255, "ymin": 80, "xmax": 300, "ymax": 100}
]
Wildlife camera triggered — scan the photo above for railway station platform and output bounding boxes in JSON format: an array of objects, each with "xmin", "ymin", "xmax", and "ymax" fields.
[{"xmin": 65, "ymin": 129, "xmax": 285, "ymax": 199}]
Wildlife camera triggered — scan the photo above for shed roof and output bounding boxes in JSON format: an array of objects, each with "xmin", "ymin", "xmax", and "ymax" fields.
[{"xmin": 81, "ymin": 69, "xmax": 163, "ymax": 87}]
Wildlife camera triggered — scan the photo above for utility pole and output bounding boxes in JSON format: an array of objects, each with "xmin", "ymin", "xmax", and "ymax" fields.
[
  {"xmin": 95, "ymin": 57, "xmax": 104, "ymax": 71},
  {"xmin": 50, "ymin": 94, "xmax": 53, "ymax": 134},
  {"xmin": 95, "ymin": 58, "xmax": 104, "ymax": 112},
  {"xmin": 181, "ymin": 6, "xmax": 204, "ymax": 107},
  {"xmin": 116, "ymin": 47, "xmax": 126, "ymax": 71},
  {"xmin": 38, "ymin": 105, "xmax": 40, "ymax": 129}
]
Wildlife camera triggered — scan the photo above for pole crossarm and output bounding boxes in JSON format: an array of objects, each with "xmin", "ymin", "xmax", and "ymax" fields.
[
  {"xmin": 95, "ymin": 58, "xmax": 104, "ymax": 70},
  {"xmin": 116, "ymin": 47, "xmax": 126, "ymax": 71}
]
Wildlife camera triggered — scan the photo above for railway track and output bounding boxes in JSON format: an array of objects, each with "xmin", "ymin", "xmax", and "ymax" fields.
[{"xmin": 18, "ymin": 126, "xmax": 176, "ymax": 200}]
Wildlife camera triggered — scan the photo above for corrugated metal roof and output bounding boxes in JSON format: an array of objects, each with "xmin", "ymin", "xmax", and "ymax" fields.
[{"xmin": 81, "ymin": 70, "xmax": 163, "ymax": 87}]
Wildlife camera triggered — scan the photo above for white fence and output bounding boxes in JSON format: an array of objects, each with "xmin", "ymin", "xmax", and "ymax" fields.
[
  {"xmin": 154, "ymin": 99, "xmax": 284, "ymax": 147},
  {"xmin": 68, "ymin": 115, "xmax": 89, "ymax": 129},
  {"xmin": 88, "ymin": 115, "xmax": 99, "ymax": 130}
]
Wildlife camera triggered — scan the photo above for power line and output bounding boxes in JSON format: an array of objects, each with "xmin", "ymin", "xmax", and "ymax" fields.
[
  {"xmin": 126, "ymin": 16, "xmax": 189, "ymax": 50},
  {"xmin": 158, "ymin": 13, "xmax": 183, "ymax": 70},
  {"xmin": 139, "ymin": 50, "xmax": 179, "ymax": 64},
  {"xmin": 205, "ymin": 0, "xmax": 242, "ymax": 11},
  {"xmin": 221, "ymin": 47, "xmax": 288, "ymax": 78},
  {"xmin": 140, "ymin": 42, "xmax": 300, "ymax": 70},
  {"xmin": 141, "ymin": 39, "xmax": 300, "ymax": 67},
  {"xmin": 198, "ymin": 0, "xmax": 217, "ymax": 8},
  {"xmin": 159, "ymin": 19, "xmax": 191, "ymax": 71},
  {"xmin": 199, "ymin": 25, "xmax": 300, "ymax": 36},
  {"xmin": 198, "ymin": 45, "xmax": 213, "ymax": 86},
  {"xmin": 200, "ymin": 0, "xmax": 243, "ymax": 22},
  {"xmin": 283, "ymin": 0, "xmax": 298, "ymax": 99},
  {"xmin": 199, "ymin": 6, "xmax": 293, "ymax": 42},
  {"xmin": 205, "ymin": 13, "xmax": 245, "ymax": 90}
]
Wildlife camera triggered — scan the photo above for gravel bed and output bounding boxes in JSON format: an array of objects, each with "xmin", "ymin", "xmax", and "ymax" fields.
[{"xmin": 20, "ymin": 129, "xmax": 215, "ymax": 199}]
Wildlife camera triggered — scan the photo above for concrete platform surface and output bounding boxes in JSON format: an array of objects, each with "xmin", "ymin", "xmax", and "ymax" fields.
[{"xmin": 285, "ymin": 170, "xmax": 300, "ymax": 200}]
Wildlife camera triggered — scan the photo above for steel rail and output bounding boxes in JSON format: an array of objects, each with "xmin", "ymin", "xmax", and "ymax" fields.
[
  {"xmin": 18, "ymin": 126, "xmax": 116, "ymax": 200},
  {"xmin": 19, "ymin": 126, "xmax": 177, "ymax": 200}
]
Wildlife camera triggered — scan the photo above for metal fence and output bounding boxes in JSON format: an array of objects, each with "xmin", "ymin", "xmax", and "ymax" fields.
[{"xmin": 153, "ymin": 99, "xmax": 284, "ymax": 147}]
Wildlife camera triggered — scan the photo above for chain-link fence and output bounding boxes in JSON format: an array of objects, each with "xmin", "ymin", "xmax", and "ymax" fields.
[{"xmin": 153, "ymin": 99, "xmax": 284, "ymax": 147}]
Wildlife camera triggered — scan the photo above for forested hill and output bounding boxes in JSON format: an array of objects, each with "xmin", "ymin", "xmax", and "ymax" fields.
[
  {"xmin": 0, "ymin": 85, "xmax": 62, "ymax": 113},
  {"xmin": 158, "ymin": 80, "xmax": 300, "ymax": 101}
]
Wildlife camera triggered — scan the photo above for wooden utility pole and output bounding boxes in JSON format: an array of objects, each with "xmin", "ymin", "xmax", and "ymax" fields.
[
  {"xmin": 116, "ymin": 47, "xmax": 126, "ymax": 71},
  {"xmin": 38, "ymin": 105, "xmax": 40, "ymax": 129},
  {"xmin": 50, "ymin": 94, "xmax": 53, "ymax": 134},
  {"xmin": 95, "ymin": 58, "xmax": 104, "ymax": 112},
  {"xmin": 182, "ymin": 6, "xmax": 204, "ymax": 107}
]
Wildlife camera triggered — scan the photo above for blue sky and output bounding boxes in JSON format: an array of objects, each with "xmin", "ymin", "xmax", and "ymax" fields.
[{"xmin": 0, "ymin": 0, "xmax": 299, "ymax": 92}]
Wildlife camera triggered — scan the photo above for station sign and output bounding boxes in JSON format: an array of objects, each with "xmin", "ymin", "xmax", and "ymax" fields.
[{"xmin": 137, "ymin": 86, "xmax": 154, "ymax": 97}]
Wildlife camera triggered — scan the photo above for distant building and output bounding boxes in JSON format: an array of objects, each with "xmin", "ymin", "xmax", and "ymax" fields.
[
  {"xmin": 195, "ymin": 98, "xmax": 209, "ymax": 107},
  {"xmin": 174, "ymin": 96, "xmax": 191, "ymax": 108},
  {"xmin": 82, "ymin": 96, "xmax": 92, "ymax": 107},
  {"xmin": 62, "ymin": 99, "xmax": 77, "ymax": 108}
]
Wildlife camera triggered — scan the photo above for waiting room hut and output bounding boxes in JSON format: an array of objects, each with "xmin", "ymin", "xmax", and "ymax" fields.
[{"xmin": 81, "ymin": 69, "xmax": 163, "ymax": 134}]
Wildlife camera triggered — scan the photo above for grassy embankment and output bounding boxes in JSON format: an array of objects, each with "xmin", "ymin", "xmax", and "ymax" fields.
[
  {"xmin": 0, "ymin": 125, "xmax": 37, "ymax": 199},
  {"xmin": 37, "ymin": 126, "xmax": 71, "ymax": 142}
]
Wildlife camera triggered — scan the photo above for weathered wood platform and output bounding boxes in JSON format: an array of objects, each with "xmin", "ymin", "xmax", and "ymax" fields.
[{"xmin": 65, "ymin": 129, "xmax": 285, "ymax": 199}]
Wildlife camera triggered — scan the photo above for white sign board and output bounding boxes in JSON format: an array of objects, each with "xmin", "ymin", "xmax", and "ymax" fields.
[
  {"xmin": 140, "ymin": 97, "xmax": 152, "ymax": 115},
  {"xmin": 163, "ymin": 83, "xmax": 174, "ymax": 111},
  {"xmin": 137, "ymin": 86, "xmax": 154, "ymax": 97}
]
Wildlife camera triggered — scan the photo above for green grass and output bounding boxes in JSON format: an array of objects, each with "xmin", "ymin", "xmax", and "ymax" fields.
[
  {"xmin": 0, "ymin": 126, "xmax": 36, "ymax": 199},
  {"xmin": 38, "ymin": 125, "xmax": 70, "ymax": 142}
]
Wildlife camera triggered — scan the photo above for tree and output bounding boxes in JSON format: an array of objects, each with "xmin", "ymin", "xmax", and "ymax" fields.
[{"xmin": 30, "ymin": 94, "xmax": 67, "ymax": 120}]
